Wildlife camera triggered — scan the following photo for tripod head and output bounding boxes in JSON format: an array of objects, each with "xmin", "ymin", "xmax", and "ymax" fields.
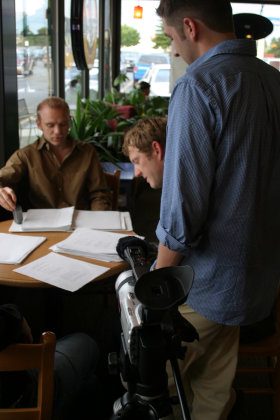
[{"xmin": 111, "ymin": 237, "xmax": 199, "ymax": 420}]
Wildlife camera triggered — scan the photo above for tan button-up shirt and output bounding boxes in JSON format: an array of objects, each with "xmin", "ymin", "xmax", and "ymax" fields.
[{"xmin": 0, "ymin": 137, "xmax": 111, "ymax": 210}]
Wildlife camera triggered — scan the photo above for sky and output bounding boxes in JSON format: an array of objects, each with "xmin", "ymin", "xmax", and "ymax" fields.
[{"xmin": 16, "ymin": 0, "xmax": 46, "ymax": 15}]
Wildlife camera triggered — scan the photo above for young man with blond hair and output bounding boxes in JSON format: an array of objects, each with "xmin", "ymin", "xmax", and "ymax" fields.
[{"xmin": 123, "ymin": 116, "xmax": 167, "ymax": 190}]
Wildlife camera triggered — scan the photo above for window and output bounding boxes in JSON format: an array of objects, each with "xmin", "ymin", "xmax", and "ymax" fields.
[
  {"xmin": 155, "ymin": 69, "xmax": 169, "ymax": 83},
  {"xmin": 16, "ymin": 0, "xmax": 53, "ymax": 147},
  {"xmin": 65, "ymin": 0, "xmax": 82, "ymax": 111},
  {"xmin": 232, "ymin": 3, "xmax": 280, "ymax": 68}
]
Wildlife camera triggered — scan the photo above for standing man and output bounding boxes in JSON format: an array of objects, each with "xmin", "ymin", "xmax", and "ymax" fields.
[
  {"xmin": 0, "ymin": 97, "xmax": 111, "ymax": 212},
  {"xmin": 154, "ymin": 1, "xmax": 280, "ymax": 419}
]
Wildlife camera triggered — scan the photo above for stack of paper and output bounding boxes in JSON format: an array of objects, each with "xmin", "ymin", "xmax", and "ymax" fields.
[
  {"xmin": 9, "ymin": 207, "xmax": 75, "ymax": 232},
  {"xmin": 0, "ymin": 233, "xmax": 46, "ymax": 264},
  {"xmin": 50, "ymin": 228, "xmax": 136, "ymax": 262},
  {"xmin": 9, "ymin": 208, "xmax": 132, "ymax": 232},
  {"xmin": 14, "ymin": 252, "xmax": 110, "ymax": 292},
  {"xmin": 72, "ymin": 210, "xmax": 133, "ymax": 231}
]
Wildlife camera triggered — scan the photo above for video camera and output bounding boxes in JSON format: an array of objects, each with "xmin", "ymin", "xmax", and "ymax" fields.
[{"xmin": 110, "ymin": 236, "xmax": 199, "ymax": 420}]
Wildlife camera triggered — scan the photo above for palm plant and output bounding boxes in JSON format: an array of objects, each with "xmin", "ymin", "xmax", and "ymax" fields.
[{"xmin": 70, "ymin": 76, "xmax": 169, "ymax": 163}]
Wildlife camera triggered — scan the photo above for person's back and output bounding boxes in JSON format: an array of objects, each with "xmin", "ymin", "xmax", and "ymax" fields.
[
  {"xmin": 164, "ymin": 39, "xmax": 280, "ymax": 325},
  {"xmin": 154, "ymin": 1, "xmax": 280, "ymax": 418}
]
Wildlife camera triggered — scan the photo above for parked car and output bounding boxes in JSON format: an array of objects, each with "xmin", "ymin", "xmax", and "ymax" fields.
[
  {"xmin": 16, "ymin": 48, "xmax": 34, "ymax": 76},
  {"xmin": 65, "ymin": 65, "xmax": 81, "ymax": 86},
  {"xmin": 139, "ymin": 63, "xmax": 171, "ymax": 97},
  {"xmin": 133, "ymin": 53, "xmax": 169, "ymax": 82},
  {"xmin": 121, "ymin": 51, "xmax": 139, "ymax": 73}
]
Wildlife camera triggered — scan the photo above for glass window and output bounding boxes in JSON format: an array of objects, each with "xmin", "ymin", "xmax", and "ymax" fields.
[
  {"xmin": 121, "ymin": 1, "xmax": 166, "ymax": 94},
  {"xmin": 65, "ymin": 0, "xmax": 82, "ymax": 112},
  {"xmin": 89, "ymin": 1, "xmax": 99, "ymax": 100},
  {"xmin": 16, "ymin": 0, "xmax": 53, "ymax": 147},
  {"xmin": 231, "ymin": 3, "xmax": 280, "ymax": 68},
  {"xmin": 64, "ymin": 0, "xmax": 99, "ymax": 107},
  {"xmin": 155, "ymin": 69, "xmax": 170, "ymax": 83},
  {"xmin": 138, "ymin": 54, "xmax": 168, "ymax": 65},
  {"xmin": 121, "ymin": 1, "xmax": 280, "ymax": 95}
]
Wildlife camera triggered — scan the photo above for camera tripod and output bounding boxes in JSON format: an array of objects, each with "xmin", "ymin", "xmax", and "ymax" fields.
[{"xmin": 110, "ymin": 308, "xmax": 198, "ymax": 420}]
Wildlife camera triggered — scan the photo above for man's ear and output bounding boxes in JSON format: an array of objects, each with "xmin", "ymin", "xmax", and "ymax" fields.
[
  {"xmin": 152, "ymin": 140, "xmax": 164, "ymax": 160},
  {"xmin": 36, "ymin": 119, "xmax": 42, "ymax": 130},
  {"xmin": 183, "ymin": 17, "xmax": 198, "ymax": 40}
]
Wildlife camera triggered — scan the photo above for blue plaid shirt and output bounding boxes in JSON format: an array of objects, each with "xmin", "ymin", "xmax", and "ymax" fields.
[{"xmin": 156, "ymin": 39, "xmax": 280, "ymax": 326}]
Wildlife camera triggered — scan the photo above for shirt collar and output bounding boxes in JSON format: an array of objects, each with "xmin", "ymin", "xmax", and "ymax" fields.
[
  {"xmin": 36, "ymin": 135, "xmax": 81, "ymax": 151},
  {"xmin": 188, "ymin": 39, "xmax": 257, "ymax": 73}
]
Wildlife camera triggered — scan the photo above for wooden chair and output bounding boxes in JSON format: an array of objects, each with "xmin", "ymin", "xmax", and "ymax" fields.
[
  {"xmin": 104, "ymin": 169, "xmax": 121, "ymax": 210},
  {"xmin": 18, "ymin": 98, "xmax": 37, "ymax": 142},
  {"xmin": 0, "ymin": 331, "xmax": 56, "ymax": 420},
  {"xmin": 236, "ymin": 287, "xmax": 280, "ymax": 420}
]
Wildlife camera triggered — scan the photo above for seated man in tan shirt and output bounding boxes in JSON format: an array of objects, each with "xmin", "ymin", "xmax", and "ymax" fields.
[{"xmin": 0, "ymin": 96, "xmax": 111, "ymax": 212}]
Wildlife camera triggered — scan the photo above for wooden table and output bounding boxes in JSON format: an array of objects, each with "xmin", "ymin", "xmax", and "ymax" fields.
[{"xmin": 0, "ymin": 219, "xmax": 129, "ymax": 288}]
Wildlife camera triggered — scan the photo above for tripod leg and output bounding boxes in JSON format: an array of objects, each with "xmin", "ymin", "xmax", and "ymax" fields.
[{"xmin": 170, "ymin": 357, "xmax": 191, "ymax": 420}]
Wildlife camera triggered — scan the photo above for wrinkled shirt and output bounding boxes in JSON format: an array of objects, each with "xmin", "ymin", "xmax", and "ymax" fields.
[
  {"xmin": 156, "ymin": 39, "xmax": 280, "ymax": 325},
  {"xmin": 0, "ymin": 137, "xmax": 111, "ymax": 210}
]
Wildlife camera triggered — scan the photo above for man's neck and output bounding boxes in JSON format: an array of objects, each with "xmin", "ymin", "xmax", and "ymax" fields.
[
  {"xmin": 197, "ymin": 31, "xmax": 236, "ymax": 59},
  {"xmin": 47, "ymin": 136, "xmax": 74, "ymax": 164}
]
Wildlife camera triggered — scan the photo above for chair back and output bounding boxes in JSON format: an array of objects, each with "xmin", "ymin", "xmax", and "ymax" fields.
[
  {"xmin": 18, "ymin": 99, "xmax": 30, "ymax": 120},
  {"xmin": 0, "ymin": 331, "xmax": 56, "ymax": 420},
  {"xmin": 104, "ymin": 169, "xmax": 121, "ymax": 210}
]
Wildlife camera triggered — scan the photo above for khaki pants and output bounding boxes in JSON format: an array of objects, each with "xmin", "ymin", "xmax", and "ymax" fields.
[{"xmin": 167, "ymin": 304, "xmax": 240, "ymax": 420}]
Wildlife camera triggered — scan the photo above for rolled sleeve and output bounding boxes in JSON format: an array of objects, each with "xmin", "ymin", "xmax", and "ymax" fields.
[
  {"xmin": 157, "ymin": 79, "xmax": 216, "ymax": 253},
  {"xmin": 156, "ymin": 220, "xmax": 187, "ymax": 253}
]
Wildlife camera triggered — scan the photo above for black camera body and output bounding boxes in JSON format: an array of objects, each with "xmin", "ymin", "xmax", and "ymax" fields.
[{"xmin": 111, "ymin": 237, "xmax": 198, "ymax": 420}]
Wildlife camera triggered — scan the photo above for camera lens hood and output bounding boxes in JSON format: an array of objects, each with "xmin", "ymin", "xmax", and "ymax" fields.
[{"xmin": 134, "ymin": 265, "xmax": 194, "ymax": 311}]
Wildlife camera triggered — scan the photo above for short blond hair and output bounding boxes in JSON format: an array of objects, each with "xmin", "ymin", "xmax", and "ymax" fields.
[
  {"xmin": 122, "ymin": 117, "xmax": 167, "ymax": 156},
  {"xmin": 37, "ymin": 96, "xmax": 70, "ymax": 120}
]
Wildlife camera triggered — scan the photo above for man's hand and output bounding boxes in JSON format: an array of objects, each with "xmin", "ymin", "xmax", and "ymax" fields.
[{"xmin": 0, "ymin": 187, "xmax": 17, "ymax": 211}]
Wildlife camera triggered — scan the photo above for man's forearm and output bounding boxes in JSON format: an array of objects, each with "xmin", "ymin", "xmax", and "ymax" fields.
[{"xmin": 155, "ymin": 242, "xmax": 183, "ymax": 269}]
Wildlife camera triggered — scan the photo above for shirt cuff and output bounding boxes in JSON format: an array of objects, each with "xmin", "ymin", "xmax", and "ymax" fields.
[{"xmin": 156, "ymin": 221, "xmax": 187, "ymax": 253}]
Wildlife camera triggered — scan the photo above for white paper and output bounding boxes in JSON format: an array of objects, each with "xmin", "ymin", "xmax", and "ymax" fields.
[
  {"xmin": 13, "ymin": 252, "xmax": 110, "ymax": 292},
  {"xmin": 50, "ymin": 228, "xmax": 138, "ymax": 262},
  {"xmin": 72, "ymin": 210, "xmax": 133, "ymax": 231},
  {"xmin": 9, "ymin": 207, "xmax": 75, "ymax": 232},
  {"xmin": 0, "ymin": 233, "xmax": 46, "ymax": 264},
  {"xmin": 9, "ymin": 209, "xmax": 133, "ymax": 232}
]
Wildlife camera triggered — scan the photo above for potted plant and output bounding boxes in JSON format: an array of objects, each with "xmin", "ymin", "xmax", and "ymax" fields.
[{"xmin": 70, "ymin": 74, "xmax": 169, "ymax": 164}]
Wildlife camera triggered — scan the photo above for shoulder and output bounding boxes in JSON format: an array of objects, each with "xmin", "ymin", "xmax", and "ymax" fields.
[
  {"xmin": 7, "ymin": 139, "xmax": 40, "ymax": 162},
  {"xmin": 74, "ymin": 139, "xmax": 98, "ymax": 156}
]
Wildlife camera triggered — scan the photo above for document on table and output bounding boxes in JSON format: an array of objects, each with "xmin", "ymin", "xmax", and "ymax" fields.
[
  {"xmin": 50, "ymin": 228, "xmax": 139, "ymax": 262},
  {"xmin": 9, "ymin": 207, "xmax": 75, "ymax": 232},
  {"xmin": 72, "ymin": 210, "xmax": 133, "ymax": 231},
  {"xmin": 13, "ymin": 252, "xmax": 110, "ymax": 292},
  {"xmin": 0, "ymin": 233, "xmax": 46, "ymax": 264},
  {"xmin": 9, "ymin": 208, "xmax": 132, "ymax": 232}
]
